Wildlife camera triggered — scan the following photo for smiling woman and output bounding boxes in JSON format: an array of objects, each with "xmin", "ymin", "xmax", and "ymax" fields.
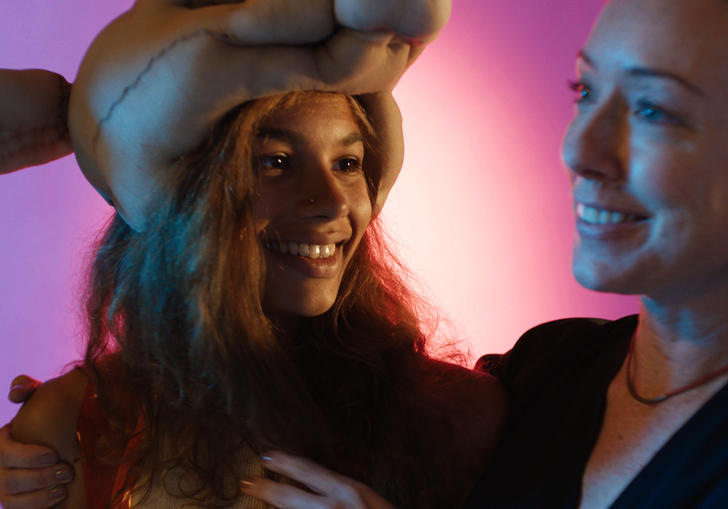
[
  {"xmin": 10, "ymin": 90, "xmax": 505, "ymax": 509},
  {"xmin": 465, "ymin": 0, "xmax": 728, "ymax": 507},
  {"xmin": 253, "ymin": 94, "xmax": 373, "ymax": 318}
]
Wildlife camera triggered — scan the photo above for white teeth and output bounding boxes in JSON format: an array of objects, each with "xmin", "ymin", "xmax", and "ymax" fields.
[
  {"xmin": 265, "ymin": 241, "xmax": 337, "ymax": 259},
  {"xmin": 576, "ymin": 203, "xmax": 640, "ymax": 224}
]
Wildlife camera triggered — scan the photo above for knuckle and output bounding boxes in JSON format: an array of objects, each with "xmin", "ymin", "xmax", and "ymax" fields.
[
  {"xmin": 34, "ymin": 468, "xmax": 56, "ymax": 489},
  {"xmin": 335, "ymin": 483, "xmax": 358, "ymax": 501},
  {"xmin": 38, "ymin": 467, "xmax": 56, "ymax": 487},
  {"xmin": 0, "ymin": 472, "xmax": 20, "ymax": 495}
]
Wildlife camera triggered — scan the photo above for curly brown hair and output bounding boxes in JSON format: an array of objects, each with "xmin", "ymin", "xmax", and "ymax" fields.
[{"xmin": 83, "ymin": 92, "xmax": 463, "ymax": 507}]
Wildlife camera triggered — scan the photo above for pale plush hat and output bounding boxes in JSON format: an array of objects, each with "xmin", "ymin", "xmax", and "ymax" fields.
[{"xmin": 67, "ymin": 0, "xmax": 450, "ymax": 231}]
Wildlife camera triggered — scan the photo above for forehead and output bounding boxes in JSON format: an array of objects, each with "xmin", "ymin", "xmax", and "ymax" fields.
[
  {"xmin": 585, "ymin": 0, "xmax": 728, "ymax": 84},
  {"xmin": 260, "ymin": 94, "xmax": 359, "ymax": 130}
]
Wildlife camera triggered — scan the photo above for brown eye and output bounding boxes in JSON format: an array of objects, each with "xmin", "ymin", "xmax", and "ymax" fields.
[
  {"xmin": 259, "ymin": 154, "xmax": 288, "ymax": 169},
  {"xmin": 257, "ymin": 154, "xmax": 289, "ymax": 176},
  {"xmin": 334, "ymin": 157, "xmax": 362, "ymax": 174}
]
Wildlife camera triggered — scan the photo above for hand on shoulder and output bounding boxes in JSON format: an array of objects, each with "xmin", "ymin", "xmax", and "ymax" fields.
[{"xmin": 11, "ymin": 368, "xmax": 88, "ymax": 508}]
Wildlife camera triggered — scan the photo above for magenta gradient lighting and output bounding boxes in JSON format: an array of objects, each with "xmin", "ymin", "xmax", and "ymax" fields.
[{"xmin": 0, "ymin": 0, "xmax": 636, "ymax": 424}]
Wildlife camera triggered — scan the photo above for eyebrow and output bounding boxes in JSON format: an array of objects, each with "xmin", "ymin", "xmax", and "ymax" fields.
[
  {"xmin": 256, "ymin": 128, "xmax": 364, "ymax": 146},
  {"xmin": 577, "ymin": 50, "xmax": 705, "ymax": 97}
]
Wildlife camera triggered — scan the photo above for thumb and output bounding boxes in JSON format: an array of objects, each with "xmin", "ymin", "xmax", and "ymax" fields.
[{"xmin": 8, "ymin": 375, "xmax": 41, "ymax": 404}]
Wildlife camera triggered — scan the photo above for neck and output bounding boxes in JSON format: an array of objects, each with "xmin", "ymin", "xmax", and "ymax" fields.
[{"xmin": 634, "ymin": 295, "xmax": 728, "ymax": 394}]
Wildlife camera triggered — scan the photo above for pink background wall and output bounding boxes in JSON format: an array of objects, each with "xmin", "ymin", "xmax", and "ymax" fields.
[{"xmin": 0, "ymin": 0, "xmax": 636, "ymax": 424}]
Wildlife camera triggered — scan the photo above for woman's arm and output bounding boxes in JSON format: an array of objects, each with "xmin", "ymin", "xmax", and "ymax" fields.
[
  {"xmin": 68, "ymin": 0, "xmax": 450, "ymax": 230},
  {"xmin": 9, "ymin": 370, "xmax": 88, "ymax": 509},
  {"xmin": 0, "ymin": 70, "xmax": 72, "ymax": 174}
]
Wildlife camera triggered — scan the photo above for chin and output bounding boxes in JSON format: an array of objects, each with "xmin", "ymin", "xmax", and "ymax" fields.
[{"xmin": 572, "ymin": 262, "xmax": 638, "ymax": 296}]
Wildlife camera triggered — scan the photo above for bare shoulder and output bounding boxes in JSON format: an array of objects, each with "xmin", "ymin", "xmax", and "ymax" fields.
[{"xmin": 11, "ymin": 368, "xmax": 88, "ymax": 458}]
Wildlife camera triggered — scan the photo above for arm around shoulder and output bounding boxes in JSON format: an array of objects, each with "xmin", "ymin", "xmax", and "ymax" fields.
[{"xmin": 10, "ymin": 368, "xmax": 88, "ymax": 508}]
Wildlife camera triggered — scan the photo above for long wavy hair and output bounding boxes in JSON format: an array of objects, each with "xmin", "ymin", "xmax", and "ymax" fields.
[{"xmin": 83, "ymin": 92, "xmax": 461, "ymax": 507}]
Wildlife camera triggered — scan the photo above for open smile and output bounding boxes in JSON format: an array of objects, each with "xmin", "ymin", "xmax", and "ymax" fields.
[
  {"xmin": 264, "ymin": 241, "xmax": 337, "ymax": 259},
  {"xmin": 576, "ymin": 203, "xmax": 647, "ymax": 225},
  {"xmin": 263, "ymin": 238, "xmax": 346, "ymax": 278},
  {"xmin": 574, "ymin": 202, "xmax": 649, "ymax": 241}
]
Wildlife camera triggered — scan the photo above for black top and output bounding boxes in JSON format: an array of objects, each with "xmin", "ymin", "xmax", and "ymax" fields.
[{"xmin": 465, "ymin": 315, "xmax": 728, "ymax": 508}]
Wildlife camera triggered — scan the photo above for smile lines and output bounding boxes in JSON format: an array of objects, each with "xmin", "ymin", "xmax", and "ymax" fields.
[
  {"xmin": 576, "ymin": 203, "xmax": 645, "ymax": 225},
  {"xmin": 265, "ymin": 241, "xmax": 337, "ymax": 259}
]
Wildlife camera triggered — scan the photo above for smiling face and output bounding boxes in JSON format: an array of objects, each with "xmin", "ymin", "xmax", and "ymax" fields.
[
  {"xmin": 252, "ymin": 94, "xmax": 373, "ymax": 318},
  {"xmin": 561, "ymin": 0, "xmax": 728, "ymax": 302}
]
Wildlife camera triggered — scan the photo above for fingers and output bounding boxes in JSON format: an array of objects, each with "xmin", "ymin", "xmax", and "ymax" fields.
[
  {"xmin": 0, "ymin": 460, "xmax": 73, "ymax": 494},
  {"xmin": 8, "ymin": 376, "xmax": 41, "ymax": 404},
  {"xmin": 0, "ymin": 425, "xmax": 72, "ymax": 509},
  {"xmin": 0, "ymin": 468, "xmax": 71, "ymax": 506},
  {"xmin": 190, "ymin": 0, "xmax": 335, "ymax": 46},
  {"xmin": 334, "ymin": 0, "xmax": 452, "ymax": 42},
  {"xmin": 260, "ymin": 452, "xmax": 351, "ymax": 499},
  {"xmin": 201, "ymin": 28, "xmax": 410, "ymax": 100},
  {"xmin": 243, "ymin": 453, "xmax": 396, "ymax": 509},
  {"xmin": 313, "ymin": 29, "xmax": 412, "ymax": 90},
  {"xmin": 0, "ymin": 486, "xmax": 68, "ymax": 509},
  {"xmin": 0, "ymin": 425, "xmax": 58, "ymax": 469},
  {"xmin": 241, "ymin": 477, "xmax": 325, "ymax": 509}
]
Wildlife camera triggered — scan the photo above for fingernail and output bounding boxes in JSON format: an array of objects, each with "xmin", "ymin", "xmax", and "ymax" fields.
[
  {"xmin": 49, "ymin": 486, "xmax": 65, "ymax": 500},
  {"xmin": 261, "ymin": 454, "xmax": 273, "ymax": 462},
  {"xmin": 40, "ymin": 453, "xmax": 57, "ymax": 467},
  {"xmin": 55, "ymin": 467, "xmax": 72, "ymax": 483},
  {"xmin": 239, "ymin": 478, "xmax": 255, "ymax": 490}
]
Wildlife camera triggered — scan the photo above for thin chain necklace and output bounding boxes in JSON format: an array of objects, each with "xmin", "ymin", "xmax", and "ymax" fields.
[{"xmin": 626, "ymin": 334, "xmax": 728, "ymax": 405}]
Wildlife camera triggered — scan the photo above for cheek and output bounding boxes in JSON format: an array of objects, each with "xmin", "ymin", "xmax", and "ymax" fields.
[
  {"xmin": 630, "ymin": 138, "xmax": 706, "ymax": 210},
  {"xmin": 631, "ymin": 141, "xmax": 728, "ymax": 242},
  {"xmin": 252, "ymin": 186, "xmax": 283, "ymax": 231},
  {"xmin": 352, "ymin": 191, "xmax": 373, "ymax": 233}
]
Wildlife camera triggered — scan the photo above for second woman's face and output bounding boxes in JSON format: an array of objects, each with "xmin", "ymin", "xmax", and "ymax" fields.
[
  {"xmin": 561, "ymin": 0, "xmax": 728, "ymax": 302},
  {"xmin": 252, "ymin": 95, "xmax": 373, "ymax": 318}
]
